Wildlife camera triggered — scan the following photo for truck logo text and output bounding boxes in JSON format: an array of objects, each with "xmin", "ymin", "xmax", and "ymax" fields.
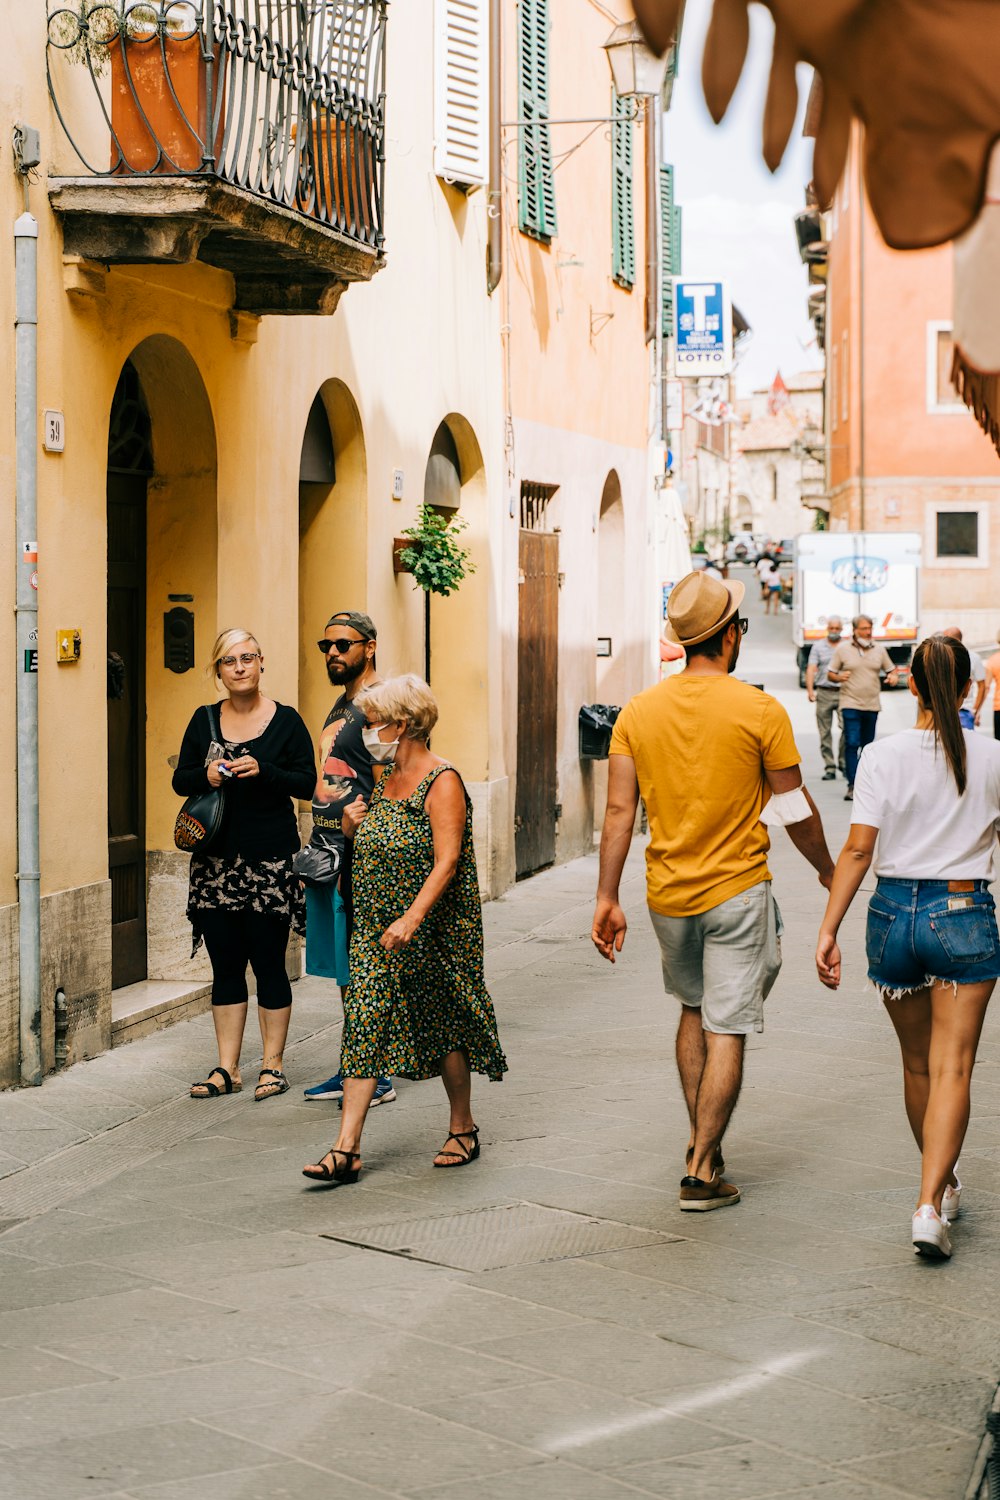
[{"xmin": 831, "ymin": 557, "xmax": 889, "ymax": 594}]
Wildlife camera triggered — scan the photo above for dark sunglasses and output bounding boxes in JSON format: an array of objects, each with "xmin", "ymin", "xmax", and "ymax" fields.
[
  {"xmin": 316, "ymin": 637, "xmax": 366, "ymax": 655},
  {"xmin": 736, "ymin": 617, "xmax": 749, "ymax": 635}
]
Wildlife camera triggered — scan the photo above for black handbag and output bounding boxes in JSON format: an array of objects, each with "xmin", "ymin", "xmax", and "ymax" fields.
[
  {"xmin": 174, "ymin": 706, "xmax": 227, "ymax": 854},
  {"xmin": 292, "ymin": 842, "xmax": 342, "ymax": 886}
]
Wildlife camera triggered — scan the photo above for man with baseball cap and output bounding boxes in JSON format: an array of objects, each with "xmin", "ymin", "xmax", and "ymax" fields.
[
  {"xmin": 592, "ymin": 571, "xmax": 834, "ymax": 1210},
  {"xmin": 303, "ymin": 611, "xmax": 394, "ymax": 1106}
]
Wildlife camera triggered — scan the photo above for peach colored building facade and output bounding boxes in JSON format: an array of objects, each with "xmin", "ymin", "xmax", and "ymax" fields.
[{"xmin": 825, "ymin": 136, "xmax": 1000, "ymax": 639}]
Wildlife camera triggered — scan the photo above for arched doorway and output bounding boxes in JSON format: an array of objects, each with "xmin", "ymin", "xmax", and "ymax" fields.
[
  {"xmin": 423, "ymin": 415, "xmax": 489, "ymax": 780},
  {"xmin": 109, "ymin": 337, "xmax": 218, "ymax": 987},
  {"xmin": 297, "ymin": 380, "xmax": 367, "ymax": 745}
]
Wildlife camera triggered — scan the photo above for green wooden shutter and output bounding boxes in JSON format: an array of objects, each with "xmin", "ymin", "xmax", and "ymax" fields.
[
  {"xmin": 611, "ymin": 91, "xmax": 635, "ymax": 288},
  {"xmin": 518, "ymin": 0, "xmax": 557, "ymax": 240},
  {"xmin": 660, "ymin": 163, "xmax": 676, "ymax": 335}
]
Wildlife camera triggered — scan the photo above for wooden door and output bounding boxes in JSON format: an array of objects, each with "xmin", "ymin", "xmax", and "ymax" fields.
[
  {"xmin": 107, "ymin": 471, "xmax": 147, "ymax": 988},
  {"xmin": 515, "ymin": 529, "xmax": 559, "ymax": 877}
]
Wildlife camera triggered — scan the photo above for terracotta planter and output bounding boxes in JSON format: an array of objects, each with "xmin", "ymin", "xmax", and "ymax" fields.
[
  {"xmin": 110, "ymin": 33, "xmax": 225, "ymax": 174},
  {"xmin": 296, "ymin": 114, "xmax": 376, "ymax": 236},
  {"xmin": 393, "ymin": 538, "xmax": 416, "ymax": 575}
]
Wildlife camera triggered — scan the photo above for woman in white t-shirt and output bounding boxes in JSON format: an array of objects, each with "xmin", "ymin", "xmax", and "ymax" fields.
[{"xmin": 816, "ymin": 634, "xmax": 1000, "ymax": 1260}]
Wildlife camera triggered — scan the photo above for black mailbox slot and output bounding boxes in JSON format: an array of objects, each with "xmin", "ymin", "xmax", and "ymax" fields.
[{"xmin": 579, "ymin": 703, "xmax": 621, "ymax": 761}]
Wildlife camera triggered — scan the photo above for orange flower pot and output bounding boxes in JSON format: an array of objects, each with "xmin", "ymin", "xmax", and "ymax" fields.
[
  {"xmin": 110, "ymin": 33, "xmax": 225, "ymax": 174},
  {"xmin": 295, "ymin": 114, "xmax": 376, "ymax": 236}
]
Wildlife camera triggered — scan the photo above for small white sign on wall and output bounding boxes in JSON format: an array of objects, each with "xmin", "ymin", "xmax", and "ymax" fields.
[
  {"xmin": 392, "ymin": 468, "xmax": 404, "ymax": 500},
  {"xmin": 43, "ymin": 410, "xmax": 65, "ymax": 452}
]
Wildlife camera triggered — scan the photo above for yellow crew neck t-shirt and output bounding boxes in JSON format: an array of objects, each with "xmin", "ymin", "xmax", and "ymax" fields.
[{"xmin": 609, "ymin": 675, "xmax": 801, "ymax": 917}]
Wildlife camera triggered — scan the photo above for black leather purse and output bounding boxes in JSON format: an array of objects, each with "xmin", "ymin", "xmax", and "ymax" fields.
[
  {"xmin": 174, "ymin": 706, "xmax": 227, "ymax": 854},
  {"xmin": 292, "ymin": 843, "xmax": 342, "ymax": 886}
]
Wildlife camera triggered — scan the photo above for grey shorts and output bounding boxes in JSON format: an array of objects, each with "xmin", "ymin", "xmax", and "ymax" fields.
[{"xmin": 648, "ymin": 881, "xmax": 783, "ymax": 1035}]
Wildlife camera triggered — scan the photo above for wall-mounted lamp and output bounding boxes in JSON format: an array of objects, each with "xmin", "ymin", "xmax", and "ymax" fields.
[{"xmin": 603, "ymin": 21, "xmax": 673, "ymax": 100}]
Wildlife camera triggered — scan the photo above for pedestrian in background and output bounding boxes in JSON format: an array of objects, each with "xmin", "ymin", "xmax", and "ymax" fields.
[
  {"xmin": 302, "ymin": 611, "xmax": 394, "ymax": 1109},
  {"xmin": 755, "ymin": 550, "xmax": 774, "ymax": 601},
  {"xmin": 760, "ymin": 557, "xmax": 782, "ymax": 615},
  {"xmin": 173, "ymin": 629, "xmax": 316, "ymax": 1101},
  {"xmin": 592, "ymin": 572, "xmax": 834, "ymax": 1213},
  {"xmin": 984, "ymin": 630, "xmax": 1000, "ymax": 738},
  {"xmin": 942, "ymin": 626, "xmax": 986, "ymax": 730},
  {"xmin": 827, "ymin": 614, "xmax": 899, "ymax": 801},
  {"xmin": 816, "ymin": 634, "xmax": 1000, "ymax": 1260},
  {"xmin": 303, "ymin": 675, "xmax": 507, "ymax": 1187},
  {"xmin": 805, "ymin": 615, "xmax": 847, "ymax": 781}
]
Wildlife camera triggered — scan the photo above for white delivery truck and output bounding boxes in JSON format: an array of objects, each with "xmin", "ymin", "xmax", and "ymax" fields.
[{"xmin": 793, "ymin": 532, "xmax": 921, "ymax": 687}]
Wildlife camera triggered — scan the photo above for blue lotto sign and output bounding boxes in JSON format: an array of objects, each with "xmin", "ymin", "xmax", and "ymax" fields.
[{"xmin": 673, "ymin": 280, "xmax": 733, "ymax": 377}]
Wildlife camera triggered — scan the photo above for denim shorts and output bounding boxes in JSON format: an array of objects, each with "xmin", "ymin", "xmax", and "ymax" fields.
[
  {"xmin": 866, "ymin": 878, "xmax": 1000, "ymax": 996},
  {"xmin": 649, "ymin": 881, "xmax": 783, "ymax": 1034}
]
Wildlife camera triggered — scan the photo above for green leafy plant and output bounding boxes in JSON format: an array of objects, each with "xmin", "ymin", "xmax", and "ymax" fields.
[{"xmin": 397, "ymin": 505, "xmax": 475, "ymax": 598}]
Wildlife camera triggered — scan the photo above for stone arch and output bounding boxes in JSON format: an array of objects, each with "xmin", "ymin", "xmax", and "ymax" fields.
[
  {"xmin": 423, "ymin": 413, "xmax": 489, "ymax": 780},
  {"xmin": 297, "ymin": 379, "xmax": 368, "ymax": 745},
  {"xmin": 109, "ymin": 334, "xmax": 218, "ymax": 983}
]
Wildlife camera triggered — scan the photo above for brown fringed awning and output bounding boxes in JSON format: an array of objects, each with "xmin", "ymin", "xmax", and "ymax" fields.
[
  {"xmin": 632, "ymin": 0, "xmax": 1000, "ymax": 251},
  {"xmin": 953, "ymin": 146, "xmax": 1000, "ymax": 455}
]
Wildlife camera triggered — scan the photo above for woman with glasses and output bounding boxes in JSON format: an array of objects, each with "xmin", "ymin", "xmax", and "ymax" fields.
[
  {"xmin": 303, "ymin": 674, "xmax": 507, "ymax": 1187},
  {"xmin": 173, "ymin": 628, "xmax": 316, "ymax": 1102}
]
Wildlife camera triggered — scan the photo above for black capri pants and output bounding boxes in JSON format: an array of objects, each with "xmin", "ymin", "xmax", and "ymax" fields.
[{"xmin": 198, "ymin": 909, "xmax": 292, "ymax": 1010}]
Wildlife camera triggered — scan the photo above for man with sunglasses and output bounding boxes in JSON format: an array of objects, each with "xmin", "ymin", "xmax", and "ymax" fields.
[
  {"xmin": 592, "ymin": 572, "xmax": 833, "ymax": 1212},
  {"xmin": 303, "ymin": 611, "xmax": 394, "ymax": 1107}
]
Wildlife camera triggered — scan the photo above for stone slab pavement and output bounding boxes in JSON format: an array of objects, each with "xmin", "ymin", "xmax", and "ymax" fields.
[{"xmin": 2, "ymin": 585, "xmax": 1000, "ymax": 1499}]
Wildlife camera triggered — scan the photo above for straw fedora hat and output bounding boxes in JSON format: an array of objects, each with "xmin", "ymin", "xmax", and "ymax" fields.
[{"xmin": 665, "ymin": 570, "xmax": 746, "ymax": 648}]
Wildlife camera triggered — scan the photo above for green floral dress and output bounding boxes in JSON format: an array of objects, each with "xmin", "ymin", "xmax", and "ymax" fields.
[{"xmin": 342, "ymin": 763, "xmax": 507, "ymax": 1082}]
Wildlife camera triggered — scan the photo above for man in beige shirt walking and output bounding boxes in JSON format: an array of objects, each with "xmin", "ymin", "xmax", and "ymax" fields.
[{"xmin": 828, "ymin": 614, "xmax": 898, "ymax": 800}]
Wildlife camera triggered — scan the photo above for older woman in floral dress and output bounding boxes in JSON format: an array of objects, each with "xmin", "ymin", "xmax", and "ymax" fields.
[{"xmin": 303, "ymin": 675, "xmax": 506, "ymax": 1185}]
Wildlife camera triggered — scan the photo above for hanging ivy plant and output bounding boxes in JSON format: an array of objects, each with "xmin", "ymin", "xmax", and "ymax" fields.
[{"xmin": 397, "ymin": 505, "xmax": 475, "ymax": 597}]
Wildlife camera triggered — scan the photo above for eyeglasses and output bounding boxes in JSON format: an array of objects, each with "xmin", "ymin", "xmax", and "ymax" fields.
[
  {"xmin": 217, "ymin": 652, "xmax": 261, "ymax": 668},
  {"xmin": 316, "ymin": 637, "xmax": 366, "ymax": 655},
  {"xmin": 737, "ymin": 618, "xmax": 749, "ymax": 636}
]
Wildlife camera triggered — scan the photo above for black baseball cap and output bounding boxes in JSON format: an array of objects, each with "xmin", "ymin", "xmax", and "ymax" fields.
[{"xmin": 325, "ymin": 611, "xmax": 377, "ymax": 641}]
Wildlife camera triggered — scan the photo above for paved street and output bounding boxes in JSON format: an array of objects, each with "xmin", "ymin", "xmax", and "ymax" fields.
[{"xmin": 2, "ymin": 579, "xmax": 999, "ymax": 1500}]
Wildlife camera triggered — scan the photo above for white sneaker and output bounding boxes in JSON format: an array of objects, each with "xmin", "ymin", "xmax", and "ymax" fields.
[
  {"xmin": 912, "ymin": 1204, "xmax": 952, "ymax": 1260},
  {"xmin": 942, "ymin": 1176, "xmax": 962, "ymax": 1222}
]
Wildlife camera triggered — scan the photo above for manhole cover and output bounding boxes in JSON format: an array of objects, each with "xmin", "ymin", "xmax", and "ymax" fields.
[{"xmin": 321, "ymin": 1201, "xmax": 673, "ymax": 1272}]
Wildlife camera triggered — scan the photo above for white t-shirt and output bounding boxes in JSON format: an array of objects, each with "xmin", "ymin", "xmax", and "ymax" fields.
[
  {"xmin": 756, "ymin": 557, "xmax": 772, "ymax": 580},
  {"xmin": 852, "ymin": 728, "xmax": 1000, "ymax": 878}
]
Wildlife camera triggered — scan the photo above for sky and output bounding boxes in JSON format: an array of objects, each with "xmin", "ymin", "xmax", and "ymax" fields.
[{"xmin": 666, "ymin": 1, "xmax": 824, "ymax": 395}]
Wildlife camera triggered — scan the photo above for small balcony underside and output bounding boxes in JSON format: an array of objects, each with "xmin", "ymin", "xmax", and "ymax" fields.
[{"xmin": 49, "ymin": 176, "xmax": 382, "ymax": 316}]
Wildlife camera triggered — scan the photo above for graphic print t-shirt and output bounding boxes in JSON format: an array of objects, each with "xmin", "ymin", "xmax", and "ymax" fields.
[{"xmin": 309, "ymin": 695, "xmax": 375, "ymax": 853}]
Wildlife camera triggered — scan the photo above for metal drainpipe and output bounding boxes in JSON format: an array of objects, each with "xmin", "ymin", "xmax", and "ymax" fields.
[
  {"xmin": 486, "ymin": 0, "xmax": 502, "ymax": 295},
  {"xmin": 644, "ymin": 101, "xmax": 657, "ymax": 350},
  {"xmin": 15, "ymin": 207, "xmax": 42, "ymax": 1087}
]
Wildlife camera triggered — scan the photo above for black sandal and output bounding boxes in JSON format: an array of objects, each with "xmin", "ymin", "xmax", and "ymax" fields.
[
  {"xmin": 434, "ymin": 1126, "xmax": 480, "ymax": 1168},
  {"xmin": 302, "ymin": 1148, "xmax": 361, "ymax": 1185},
  {"xmin": 190, "ymin": 1067, "xmax": 240, "ymax": 1099},
  {"xmin": 254, "ymin": 1068, "xmax": 289, "ymax": 1102}
]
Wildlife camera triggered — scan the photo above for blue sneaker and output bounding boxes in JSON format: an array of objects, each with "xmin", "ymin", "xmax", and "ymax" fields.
[{"xmin": 304, "ymin": 1072, "xmax": 344, "ymax": 1100}]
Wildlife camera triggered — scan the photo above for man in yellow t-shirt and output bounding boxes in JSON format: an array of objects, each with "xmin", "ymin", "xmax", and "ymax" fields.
[{"xmin": 592, "ymin": 571, "xmax": 834, "ymax": 1213}]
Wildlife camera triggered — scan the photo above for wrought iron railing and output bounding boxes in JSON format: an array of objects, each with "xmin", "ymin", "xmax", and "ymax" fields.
[{"xmin": 46, "ymin": 1, "xmax": 387, "ymax": 250}]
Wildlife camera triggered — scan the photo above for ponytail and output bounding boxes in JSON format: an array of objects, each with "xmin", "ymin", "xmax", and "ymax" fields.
[{"xmin": 910, "ymin": 634, "xmax": 970, "ymax": 795}]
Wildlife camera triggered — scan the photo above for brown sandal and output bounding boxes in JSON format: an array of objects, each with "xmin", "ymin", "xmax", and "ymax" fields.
[
  {"xmin": 434, "ymin": 1126, "xmax": 480, "ymax": 1168},
  {"xmin": 302, "ymin": 1148, "xmax": 361, "ymax": 1185}
]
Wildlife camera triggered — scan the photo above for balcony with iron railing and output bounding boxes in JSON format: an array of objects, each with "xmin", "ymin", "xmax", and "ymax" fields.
[{"xmin": 46, "ymin": 1, "xmax": 387, "ymax": 314}]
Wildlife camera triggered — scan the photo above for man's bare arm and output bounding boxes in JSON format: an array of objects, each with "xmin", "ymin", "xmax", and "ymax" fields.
[
  {"xmin": 805, "ymin": 660, "xmax": 817, "ymax": 700},
  {"xmin": 765, "ymin": 765, "xmax": 835, "ymax": 887},
  {"xmin": 592, "ymin": 754, "xmax": 640, "ymax": 962}
]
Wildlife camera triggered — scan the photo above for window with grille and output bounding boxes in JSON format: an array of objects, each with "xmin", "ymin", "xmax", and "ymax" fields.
[
  {"xmin": 520, "ymin": 481, "xmax": 559, "ymax": 530},
  {"xmin": 434, "ymin": 0, "xmax": 489, "ymax": 189},
  {"xmin": 518, "ymin": 0, "xmax": 557, "ymax": 241},
  {"xmin": 611, "ymin": 91, "xmax": 634, "ymax": 288},
  {"xmin": 936, "ymin": 511, "xmax": 979, "ymax": 558},
  {"xmin": 660, "ymin": 164, "xmax": 681, "ymax": 335}
]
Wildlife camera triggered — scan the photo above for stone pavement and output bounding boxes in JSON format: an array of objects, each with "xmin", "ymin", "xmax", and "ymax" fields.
[{"xmin": 3, "ymin": 594, "xmax": 1000, "ymax": 1500}]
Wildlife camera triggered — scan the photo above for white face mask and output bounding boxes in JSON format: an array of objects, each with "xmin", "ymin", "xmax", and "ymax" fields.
[{"xmin": 362, "ymin": 724, "xmax": 399, "ymax": 764}]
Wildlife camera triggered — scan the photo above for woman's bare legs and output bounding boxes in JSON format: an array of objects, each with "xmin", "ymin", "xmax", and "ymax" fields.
[
  {"xmin": 303, "ymin": 1076, "xmax": 378, "ymax": 1175},
  {"xmin": 884, "ymin": 979, "xmax": 995, "ymax": 1212},
  {"xmin": 191, "ymin": 1003, "xmax": 247, "ymax": 1094},
  {"xmin": 435, "ymin": 1049, "xmax": 476, "ymax": 1165},
  {"xmin": 255, "ymin": 1004, "xmax": 292, "ymax": 1096}
]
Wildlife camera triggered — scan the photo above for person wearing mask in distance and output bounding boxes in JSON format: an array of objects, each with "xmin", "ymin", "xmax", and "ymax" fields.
[
  {"xmin": 816, "ymin": 635, "xmax": 1000, "ymax": 1259},
  {"xmin": 806, "ymin": 616, "xmax": 847, "ymax": 781},
  {"xmin": 302, "ymin": 675, "xmax": 507, "ymax": 1186},
  {"xmin": 827, "ymin": 614, "xmax": 899, "ymax": 801},
  {"xmin": 302, "ymin": 611, "xmax": 395, "ymax": 1109},
  {"xmin": 173, "ymin": 630, "xmax": 316, "ymax": 1101},
  {"xmin": 592, "ymin": 572, "xmax": 834, "ymax": 1213}
]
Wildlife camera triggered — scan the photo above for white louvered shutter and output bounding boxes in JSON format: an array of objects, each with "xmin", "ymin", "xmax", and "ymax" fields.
[{"xmin": 434, "ymin": 0, "xmax": 489, "ymax": 189}]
